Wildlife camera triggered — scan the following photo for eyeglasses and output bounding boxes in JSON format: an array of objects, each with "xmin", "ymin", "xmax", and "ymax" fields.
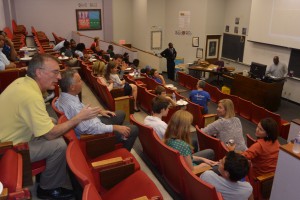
[{"xmin": 39, "ymin": 68, "xmax": 61, "ymax": 75}]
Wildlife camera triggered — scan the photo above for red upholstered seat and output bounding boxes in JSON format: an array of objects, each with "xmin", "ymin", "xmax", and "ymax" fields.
[
  {"xmin": 58, "ymin": 115, "xmax": 140, "ymax": 171},
  {"xmin": 51, "ymin": 97, "xmax": 64, "ymax": 118},
  {"xmin": 83, "ymin": 183, "xmax": 103, "ymax": 200},
  {"xmin": 250, "ymin": 103, "xmax": 267, "ymax": 125},
  {"xmin": 238, "ymin": 97, "xmax": 252, "ymax": 120},
  {"xmin": 196, "ymin": 126, "xmax": 228, "ymax": 161},
  {"xmin": 179, "ymin": 156, "xmax": 224, "ymax": 200},
  {"xmin": 66, "ymin": 141, "xmax": 163, "ymax": 200}
]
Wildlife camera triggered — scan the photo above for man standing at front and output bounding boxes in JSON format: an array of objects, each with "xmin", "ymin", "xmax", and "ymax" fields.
[
  {"xmin": 266, "ymin": 56, "xmax": 287, "ymax": 78},
  {"xmin": 0, "ymin": 54, "xmax": 99, "ymax": 199},
  {"xmin": 161, "ymin": 42, "xmax": 177, "ymax": 81}
]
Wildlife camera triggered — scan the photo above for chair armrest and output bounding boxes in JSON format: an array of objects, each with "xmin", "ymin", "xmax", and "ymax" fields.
[
  {"xmin": 203, "ymin": 114, "xmax": 217, "ymax": 127},
  {"xmin": 95, "ymin": 158, "xmax": 135, "ymax": 189},
  {"xmin": 255, "ymin": 172, "xmax": 274, "ymax": 182},
  {"xmin": 254, "ymin": 172, "xmax": 275, "ymax": 199},
  {"xmin": 0, "ymin": 188, "xmax": 8, "ymax": 200},
  {"xmin": 111, "ymin": 88, "xmax": 125, "ymax": 98},
  {"xmin": 193, "ymin": 166, "xmax": 212, "ymax": 176},
  {"xmin": 92, "ymin": 157, "xmax": 124, "ymax": 170},
  {"xmin": 115, "ymin": 95, "xmax": 134, "ymax": 117},
  {"xmin": 0, "ymin": 141, "xmax": 13, "ymax": 154},
  {"xmin": 80, "ymin": 133, "xmax": 117, "ymax": 159}
]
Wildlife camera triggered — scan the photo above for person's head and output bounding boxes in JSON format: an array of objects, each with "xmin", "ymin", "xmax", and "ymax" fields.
[
  {"xmin": 59, "ymin": 69, "xmax": 82, "ymax": 96},
  {"xmin": 27, "ymin": 54, "xmax": 61, "ymax": 92},
  {"xmin": 108, "ymin": 44, "xmax": 114, "ymax": 51},
  {"xmin": 150, "ymin": 69, "xmax": 160, "ymax": 78},
  {"xmin": 152, "ymin": 96, "xmax": 170, "ymax": 116},
  {"xmin": 256, "ymin": 118, "xmax": 279, "ymax": 143},
  {"xmin": 197, "ymin": 80, "xmax": 206, "ymax": 89},
  {"xmin": 76, "ymin": 43, "xmax": 85, "ymax": 52},
  {"xmin": 93, "ymin": 61, "xmax": 106, "ymax": 77},
  {"xmin": 113, "ymin": 54, "xmax": 123, "ymax": 66},
  {"xmin": 105, "ymin": 61, "xmax": 118, "ymax": 80},
  {"xmin": 94, "ymin": 37, "xmax": 99, "ymax": 43},
  {"xmin": 63, "ymin": 40, "xmax": 70, "ymax": 49},
  {"xmin": 164, "ymin": 110, "xmax": 193, "ymax": 145},
  {"xmin": 132, "ymin": 59, "xmax": 139, "ymax": 67},
  {"xmin": 217, "ymin": 99, "xmax": 235, "ymax": 118},
  {"xmin": 70, "ymin": 39, "xmax": 76, "ymax": 48},
  {"xmin": 155, "ymin": 85, "xmax": 166, "ymax": 96},
  {"xmin": 218, "ymin": 151, "xmax": 250, "ymax": 182},
  {"xmin": 0, "ymin": 34, "xmax": 5, "ymax": 48},
  {"xmin": 168, "ymin": 42, "xmax": 173, "ymax": 48},
  {"xmin": 273, "ymin": 56, "xmax": 279, "ymax": 65}
]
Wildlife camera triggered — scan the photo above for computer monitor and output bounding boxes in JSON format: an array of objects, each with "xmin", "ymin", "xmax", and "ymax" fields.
[{"xmin": 249, "ymin": 62, "xmax": 267, "ymax": 80}]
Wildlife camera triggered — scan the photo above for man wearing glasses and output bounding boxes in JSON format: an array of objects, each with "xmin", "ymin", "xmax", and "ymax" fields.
[{"xmin": 0, "ymin": 54, "xmax": 99, "ymax": 199}]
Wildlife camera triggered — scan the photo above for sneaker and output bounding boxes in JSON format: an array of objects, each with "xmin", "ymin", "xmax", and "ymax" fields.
[{"xmin": 37, "ymin": 185, "xmax": 74, "ymax": 200}]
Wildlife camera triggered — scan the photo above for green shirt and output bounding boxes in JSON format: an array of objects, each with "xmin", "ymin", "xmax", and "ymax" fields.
[{"xmin": 166, "ymin": 138, "xmax": 196, "ymax": 165}]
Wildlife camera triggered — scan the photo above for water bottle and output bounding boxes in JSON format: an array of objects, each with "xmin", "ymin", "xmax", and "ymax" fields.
[
  {"xmin": 292, "ymin": 133, "xmax": 300, "ymax": 153},
  {"xmin": 138, "ymin": 69, "xmax": 141, "ymax": 77},
  {"xmin": 24, "ymin": 50, "xmax": 29, "ymax": 58},
  {"xmin": 172, "ymin": 92, "xmax": 176, "ymax": 102}
]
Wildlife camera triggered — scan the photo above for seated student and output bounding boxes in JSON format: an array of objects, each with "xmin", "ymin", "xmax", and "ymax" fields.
[
  {"xmin": 130, "ymin": 59, "xmax": 140, "ymax": 70},
  {"xmin": 189, "ymin": 80, "xmax": 211, "ymax": 114},
  {"xmin": 154, "ymin": 85, "xmax": 176, "ymax": 107},
  {"xmin": 93, "ymin": 61, "xmax": 113, "ymax": 91},
  {"xmin": 56, "ymin": 69, "xmax": 138, "ymax": 151},
  {"xmin": 104, "ymin": 61, "xmax": 140, "ymax": 112},
  {"xmin": 0, "ymin": 34, "xmax": 16, "ymax": 70},
  {"xmin": 60, "ymin": 40, "xmax": 73, "ymax": 57},
  {"xmin": 165, "ymin": 110, "xmax": 218, "ymax": 171},
  {"xmin": 202, "ymin": 99, "xmax": 247, "ymax": 151},
  {"xmin": 141, "ymin": 65, "xmax": 152, "ymax": 75},
  {"xmin": 200, "ymin": 151, "xmax": 253, "ymax": 200},
  {"xmin": 123, "ymin": 52, "xmax": 130, "ymax": 64},
  {"xmin": 107, "ymin": 44, "xmax": 115, "ymax": 58},
  {"xmin": 228, "ymin": 118, "xmax": 280, "ymax": 178},
  {"xmin": 144, "ymin": 97, "xmax": 169, "ymax": 139},
  {"xmin": 0, "ymin": 31, "xmax": 17, "ymax": 61},
  {"xmin": 149, "ymin": 69, "xmax": 166, "ymax": 85},
  {"xmin": 113, "ymin": 54, "xmax": 128, "ymax": 79},
  {"xmin": 70, "ymin": 39, "xmax": 77, "ymax": 55},
  {"xmin": 90, "ymin": 37, "xmax": 105, "ymax": 56},
  {"xmin": 74, "ymin": 43, "xmax": 90, "ymax": 60},
  {"xmin": 53, "ymin": 39, "xmax": 65, "ymax": 51}
]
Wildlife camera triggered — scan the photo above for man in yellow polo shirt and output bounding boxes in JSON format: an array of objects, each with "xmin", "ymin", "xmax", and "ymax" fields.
[{"xmin": 0, "ymin": 54, "xmax": 99, "ymax": 200}]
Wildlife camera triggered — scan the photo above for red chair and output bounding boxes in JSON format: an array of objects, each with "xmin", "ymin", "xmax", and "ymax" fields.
[
  {"xmin": 250, "ymin": 103, "xmax": 267, "ymax": 125},
  {"xmin": 185, "ymin": 74, "xmax": 198, "ymax": 90},
  {"xmin": 51, "ymin": 97, "xmax": 64, "ymax": 118},
  {"xmin": 66, "ymin": 140, "xmax": 163, "ymax": 199},
  {"xmin": 238, "ymin": 97, "xmax": 252, "ymax": 120},
  {"xmin": 0, "ymin": 149, "xmax": 31, "ymax": 200},
  {"xmin": 204, "ymin": 84, "xmax": 219, "ymax": 103},
  {"xmin": 264, "ymin": 109, "xmax": 290, "ymax": 140},
  {"xmin": 246, "ymin": 134, "xmax": 256, "ymax": 148},
  {"xmin": 82, "ymin": 183, "xmax": 103, "ymax": 200},
  {"xmin": 177, "ymin": 71, "xmax": 186, "ymax": 88},
  {"xmin": 155, "ymin": 137, "xmax": 185, "ymax": 196},
  {"xmin": 196, "ymin": 126, "xmax": 228, "ymax": 161},
  {"xmin": 137, "ymin": 85, "xmax": 156, "ymax": 114},
  {"xmin": 0, "ymin": 68, "xmax": 26, "ymax": 93},
  {"xmin": 179, "ymin": 156, "xmax": 224, "ymax": 200},
  {"xmin": 58, "ymin": 115, "xmax": 140, "ymax": 171},
  {"xmin": 52, "ymin": 32, "xmax": 65, "ymax": 44},
  {"xmin": 129, "ymin": 115, "xmax": 161, "ymax": 171}
]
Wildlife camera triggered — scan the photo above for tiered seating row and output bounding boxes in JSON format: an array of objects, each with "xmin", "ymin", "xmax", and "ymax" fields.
[{"xmin": 177, "ymin": 71, "xmax": 290, "ymax": 139}]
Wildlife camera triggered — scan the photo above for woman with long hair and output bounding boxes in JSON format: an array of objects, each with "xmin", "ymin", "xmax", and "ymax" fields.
[
  {"xmin": 202, "ymin": 99, "xmax": 247, "ymax": 151},
  {"xmin": 164, "ymin": 110, "xmax": 218, "ymax": 171}
]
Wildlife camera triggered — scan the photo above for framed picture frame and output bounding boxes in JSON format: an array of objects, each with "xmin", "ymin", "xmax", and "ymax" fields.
[
  {"xmin": 151, "ymin": 31, "xmax": 162, "ymax": 50},
  {"xmin": 76, "ymin": 9, "xmax": 102, "ymax": 31},
  {"xmin": 206, "ymin": 39, "xmax": 219, "ymax": 59},
  {"xmin": 196, "ymin": 48, "xmax": 203, "ymax": 58},
  {"xmin": 192, "ymin": 37, "xmax": 199, "ymax": 47}
]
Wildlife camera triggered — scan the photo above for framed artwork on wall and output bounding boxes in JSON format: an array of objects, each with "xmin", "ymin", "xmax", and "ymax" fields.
[
  {"xmin": 196, "ymin": 48, "xmax": 203, "ymax": 58},
  {"xmin": 206, "ymin": 39, "xmax": 219, "ymax": 59},
  {"xmin": 192, "ymin": 37, "xmax": 199, "ymax": 47},
  {"xmin": 151, "ymin": 31, "xmax": 162, "ymax": 50},
  {"xmin": 76, "ymin": 9, "xmax": 102, "ymax": 31}
]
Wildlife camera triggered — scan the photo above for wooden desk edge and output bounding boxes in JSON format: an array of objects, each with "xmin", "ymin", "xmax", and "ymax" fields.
[{"xmin": 280, "ymin": 143, "xmax": 300, "ymax": 160}]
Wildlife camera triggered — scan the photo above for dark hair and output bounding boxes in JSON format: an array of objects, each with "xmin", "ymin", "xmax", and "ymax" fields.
[
  {"xmin": 155, "ymin": 85, "xmax": 166, "ymax": 95},
  {"xmin": 59, "ymin": 69, "xmax": 78, "ymax": 92},
  {"xmin": 108, "ymin": 44, "xmax": 113, "ymax": 50},
  {"xmin": 224, "ymin": 151, "xmax": 250, "ymax": 182},
  {"xmin": 132, "ymin": 59, "xmax": 139, "ymax": 67},
  {"xmin": 76, "ymin": 43, "xmax": 85, "ymax": 51},
  {"xmin": 152, "ymin": 97, "xmax": 170, "ymax": 114},
  {"xmin": 260, "ymin": 118, "xmax": 279, "ymax": 142},
  {"xmin": 114, "ymin": 54, "xmax": 123, "ymax": 60},
  {"xmin": 104, "ymin": 61, "xmax": 116, "ymax": 81},
  {"xmin": 197, "ymin": 80, "xmax": 206, "ymax": 88},
  {"xmin": 149, "ymin": 69, "xmax": 157, "ymax": 76},
  {"xmin": 27, "ymin": 54, "xmax": 59, "ymax": 79},
  {"xmin": 63, "ymin": 40, "xmax": 70, "ymax": 48}
]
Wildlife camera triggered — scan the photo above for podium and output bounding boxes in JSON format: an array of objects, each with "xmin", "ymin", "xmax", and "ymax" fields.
[{"xmin": 231, "ymin": 74, "xmax": 284, "ymax": 111}]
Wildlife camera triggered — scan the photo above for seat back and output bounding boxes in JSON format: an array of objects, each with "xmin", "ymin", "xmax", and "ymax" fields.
[
  {"xmin": 250, "ymin": 103, "xmax": 267, "ymax": 125},
  {"xmin": 246, "ymin": 134, "xmax": 256, "ymax": 148},
  {"xmin": 196, "ymin": 126, "xmax": 228, "ymax": 161},
  {"xmin": 82, "ymin": 183, "xmax": 102, "ymax": 200},
  {"xmin": 66, "ymin": 141, "xmax": 100, "ymax": 191},
  {"xmin": 137, "ymin": 86, "xmax": 156, "ymax": 114},
  {"xmin": 221, "ymin": 93, "xmax": 240, "ymax": 114},
  {"xmin": 51, "ymin": 97, "xmax": 64, "ymax": 118},
  {"xmin": 179, "ymin": 156, "xmax": 224, "ymax": 200},
  {"xmin": 185, "ymin": 74, "xmax": 198, "ymax": 90},
  {"xmin": 97, "ymin": 79, "xmax": 116, "ymax": 111},
  {"xmin": 0, "ymin": 149, "xmax": 23, "ymax": 193},
  {"xmin": 186, "ymin": 101, "xmax": 204, "ymax": 128},
  {"xmin": 238, "ymin": 97, "xmax": 252, "ymax": 120},
  {"xmin": 204, "ymin": 84, "xmax": 220, "ymax": 103},
  {"xmin": 177, "ymin": 71, "xmax": 186, "ymax": 87},
  {"xmin": 155, "ymin": 138, "xmax": 184, "ymax": 195},
  {"xmin": 0, "ymin": 68, "xmax": 26, "ymax": 93},
  {"xmin": 129, "ymin": 115, "xmax": 160, "ymax": 169}
]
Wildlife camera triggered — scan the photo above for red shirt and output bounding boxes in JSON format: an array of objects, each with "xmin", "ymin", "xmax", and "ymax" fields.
[{"xmin": 242, "ymin": 138, "xmax": 280, "ymax": 177}]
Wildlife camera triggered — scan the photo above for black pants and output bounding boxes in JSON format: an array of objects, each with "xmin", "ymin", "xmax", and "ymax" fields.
[{"xmin": 167, "ymin": 59, "xmax": 175, "ymax": 80}]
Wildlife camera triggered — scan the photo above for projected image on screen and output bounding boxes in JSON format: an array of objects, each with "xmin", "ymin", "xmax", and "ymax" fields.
[{"xmin": 250, "ymin": 62, "xmax": 267, "ymax": 80}]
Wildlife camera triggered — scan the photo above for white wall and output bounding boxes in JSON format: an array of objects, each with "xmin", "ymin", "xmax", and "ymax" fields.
[
  {"xmin": 13, "ymin": 0, "xmax": 103, "ymax": 41},
  {"xmin": 0, "ymin": 0, "xmax": 6, "ymax": 29}
]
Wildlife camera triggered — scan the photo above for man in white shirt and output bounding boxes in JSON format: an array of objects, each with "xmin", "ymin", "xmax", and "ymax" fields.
[
  {"xmin": 0, "ymin": 34, "xmax": 16, "ymax": 70},
  {"xmin": 144, "ymin": 97, "xmax": 169, "ymax": 139},
  {"xmin": 266, "ymin": 56, "xmax": 287, "ymax": 78},
  {"xmin": 200, "ymin": 151, "xmax": 253, "ymax": 200}
]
